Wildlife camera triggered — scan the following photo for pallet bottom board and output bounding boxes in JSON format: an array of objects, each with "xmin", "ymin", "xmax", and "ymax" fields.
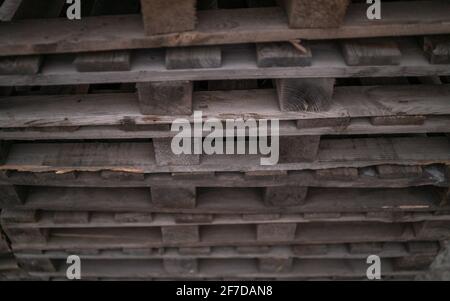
[{"xmin": 26, "ymin": 258, "xmax": 426, "ymax": 279}]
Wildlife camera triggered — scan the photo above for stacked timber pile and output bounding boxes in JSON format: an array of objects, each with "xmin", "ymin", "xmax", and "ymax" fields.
[{"xmin": 0, "ymin": 0, "xmax": 449, "ymax": 280}]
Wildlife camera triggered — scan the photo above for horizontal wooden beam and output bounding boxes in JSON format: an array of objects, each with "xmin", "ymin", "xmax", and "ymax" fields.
[{"xmin": 0, "ymin": 2, "xmax": 449, "ymax": 56}]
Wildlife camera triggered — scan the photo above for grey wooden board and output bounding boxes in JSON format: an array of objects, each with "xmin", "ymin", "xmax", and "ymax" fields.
[
  {"xmin": 74, "ymin": 51, "xmax": 131, "ymax": 72},
  {"xmin": 165, "ymin": 46, "xmax": 222, "ymax": 69},
  {"xmin": 3, "ymin": 210, "xmax": 450, "ymax": 229},
  {"xmin": 1, "ymin": 39, "xmax": 450, "ymax": 86},
  {"xmin": 340, "ymin": 39, "xmax": 402, "ymax": 66},
  {"xmin": 2, "ymin": 186, "xmax": 447, "ymax": 214},
  {"xmin": 1, "ymin": 1, "xmax": 450, "ymax": 56},
  {"xmin": 1, "ymin": 137, "xmax": 449, "ymax": 173},
  {"xmin": 12, "ymin": 242, "xmax": 437, "ymax": 260},
  {"xmin": 256, "ymin": 42, "xmax": 312, "ymax": 67},
  {"xmin": 25, "ymin": 258, "xmax": 426, "ymax": 279},
  {"xmin": 1, "ymin": 85, "xmax": 450, "ymax": 128},
  {"xmin": 1, "ymin": 116, "xmax": 450, "ymax": 141}
]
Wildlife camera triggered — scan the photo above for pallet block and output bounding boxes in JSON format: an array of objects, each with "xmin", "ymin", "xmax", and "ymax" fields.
[
  {"xmin": 140, "ymin": 0, "xmax": 197, "ymax": 35},
  {"xmin": 136, "ymin": 81, "xmax": 193, "ymax": 115},
  {"xmin": 277, "ymin": 0, "xmax": 350, "ymax": 28}
]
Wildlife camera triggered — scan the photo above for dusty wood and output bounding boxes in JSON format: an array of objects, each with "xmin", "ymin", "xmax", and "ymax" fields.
[
  {"xmin": 163, "ymin": 258, "xmax": 198, "ymax": 274},
  {"xmin": 376, "ymin": 165, "xmax": 423, "ymax": 179},
  {"xmin": 264, "ymin": 186, "xmax": 308, "ymax": 207},
  {"xmin": 1, "ymin": 39, "xmax": 450, "ymax": 86},
  {"xmin": 370, "ymin": 116, "xmax": 426, "ymax": 126},
  {"xmin": 256, "ymin": 42, "xmax": 312, "ymax": 67},
  {"xmin": 74, "ymin": 51, "xmax": 131, "ymax": 72},
  {"xmin": 423, "ymin": 36, "xmax": 450, "ymax": 64},
  {"xmin": 340, "ymin": 39, "xmax": 402, "ymax": 66},
  {"xmin": 0, "ymin": 2, "xmax": 449, "ymax": 56},
  {"xmin": 140, "ymin": 0, "xmax": 197, "ymax": 35},
  {"xmin": 277, "ymin": 0, "xmax": 350, "ymax": 28},
  {"xmin": 257, "ymin": 223, "xmax": 297, "ymax": 242},
  {"xmin": 0, "ymin": 55, "xmax": 41, "ymax": 75},
  {"xmin": 165, "ymin": 46, "xmax": 222, "ymax": 70},
  {"xmin": 161, "ymin": 226, "xmax": 199, "ymax": 244},
  {"xmin": 276, "ymin": 78, "xmax": 335, "ymax": 112},
  {"xmin": 0, "ymin": 185, "xmax": 27, "ymax": 206},
  {"xmin": 136, "ymin": 81, "xmax": 193, "ymax": 115},
  {"xmin": 259, "ymin": 258, "xmax": 293, "ymax": 272},
  {"xmin": 279, "ymin": 136, "xmax": 321, "ymax": 163},
  {"xmin": 152, "ymin": 186, "xmax": 197, "ymax": 209},
  {"xmin": 153, "ymin": 138, "xmax": 200, "ymax": 166}
]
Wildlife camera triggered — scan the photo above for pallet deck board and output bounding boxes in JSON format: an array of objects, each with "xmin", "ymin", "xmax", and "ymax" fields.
[
  {"xmin": 1, "ymin": 39, "xmax": 449, "ymax": 86},
  {"xmin": 0, "ymin": 2, "xmax": 449, "ymax": 56},
  {"xmin": 1, "ymin": 137, "xmax": 449, "ymax": 173},
  {"xmin": 1, "ymin": 85, "xmax": 450, "ymax": 129}
]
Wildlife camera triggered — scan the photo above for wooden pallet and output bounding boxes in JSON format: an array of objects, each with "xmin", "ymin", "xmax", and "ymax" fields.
[
  {"xmin": 0, "ymin": 1, "xmax": 449, "ymax": 56},
  {"xmin": 1, "ymin": 38, "xmax": 449, "ymax": 80}
]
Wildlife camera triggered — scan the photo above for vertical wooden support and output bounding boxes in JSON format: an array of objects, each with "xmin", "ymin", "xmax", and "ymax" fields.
[
  {"xmin": 140, "ymin": 0, "xmax": 197, "ymax": 35},
  {"xmin": 163, "ymin": 258, "xmax": 198, "ymax": 274},
  {"xmin": 256, "ymin": 223, "xmax": 297, "ymax": 242},
  {"xmin": 275, "ymin": 78, "xmax": 335, "ymax": 112},
  {"xmin": 136, "ymin": 81, "xmax": 193, "ymax": 115},
  {"xmin": 277, "ymin": 0, "xmax": 350, "ymax": 28},
  {"xmin": 151, "ymin": 186, "xmax": 197, "ymax": 209},
  {"xmin": 161, "ymin": 226, "xmax": 200, "ymax": 244},
  {"xmin": 259, "ymin": 258, "xmax": 293, "ymax": 272},
  {"xmin": 256, "ymin": 42, "xmax": 312, "ymax": 67},
  {"xmin": 340, "ymin": 39, "xmax": 402, "ymax": 66},
  {"xmin": 165, "ymin": 46, "xmax": 222, "ymax": 70},
  {"xmin": 153, "ymin": 138, "xmax": 200, "ymax": 167},
  {"xmin": 0, "ymin": 185, "xmax": 28, "ymax": 207},
  {"xmin": 279, "ymin": 136, "xmax": 321, "ymax": 163},
  {"xmin": 264, "ymin": 186, "xmax": 308, "ymax": 207},
  {"xmin": 423, "ymin": 36, "xmax": 450, "ymax": 64}
]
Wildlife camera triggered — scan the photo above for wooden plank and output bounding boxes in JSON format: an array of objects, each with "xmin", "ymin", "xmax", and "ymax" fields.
[
  {"xmin": 16, "ymin": 258, "xmax": 56, "ymax": 272},
  {"xmin": 257, "ymin": 223, "xmax": 297, "ymax": 242},
  {"xmin": 259, "ymin": 257, "xmax": 293, "ymax": 272},
  {"xmin": 52, "ymin": 212, "xmax": 89, "ymax": 224},
  {"xmin": 140, "ymin": 0, "xmax": 197, "ymax": 35},
  {"xmin": 0, "ymin": 55, "xmax": 41, "ymax": 75},
  {"xmin": 1, "ymin": 209, "xmax": 36, "ymax": 223},
  {"xmin": 136, "ymin": 81, "xmax": 193, "ymax": 115},
  {"xmin": 74, "ymin": 51, "xmax": 131, "ymax": 72},
  {"xmin": 275, "ymin": 78, "xmax": 335, "ymax": 112},
  {"xmin": 423, "ymin": 36, "xmax": 450, "ymax": 64},
  {"xmin": 0, "ymin": 0, "xmax": 65, "ymax": 21},
  {"xmin": 114, "ymin": 212, "xmax": 153, "ymax": 223},
  {"xmin": 151, "ymin": 186, "xmax": 197, "ymax": 209},
  {"xmin": 165, "ymin": 46, "xmax": 222, "ymax": 70},
  {"xmin": 279, "ymin": 136, "xmax": 321, "ymax": 162},
  {"xmin": 340, "ymin": 39, "xmax": 402, "ymax": 66},
  {"xmin": 2, "ymin": 39, "xmax": 450, "ymax": 86},
  {"xmin": 163, "ymin": 258, "xmax": 198, "ymax": 274},
  {"xmin": 1, "ymin": 137, "xmax": 449, "ymax": 174},
  {"xmin": 161, "ymin": 226, "xmax": 199, "ymax": 244},
  {"xmin": 277, "ymin": 0, "xmax": 350, "ymax": 28},
  {"xmin": 256, "ymin": 42, "xmax": 312, "ymax": 67},
  {"xmin": 376, "ymin": 165, "xmax": 423, "ymax": 179},
  {"xmin": 153, "ymin": 138, "xmax": 200, "ymax": 166},
  {"xmin": 370, "ymin": 116, "xmax": 426, "ymax": 126},
  {"xmin": 0, "ymin": 2, "xmax": 449, "ymax": 56}
]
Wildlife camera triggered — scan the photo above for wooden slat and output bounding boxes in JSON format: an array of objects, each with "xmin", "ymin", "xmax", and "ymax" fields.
[
  {"xmin": 256, "ymin": 42, "xmax": 312, "ymax": 67},
  {"xmin": 0, "ymin": 2, "xmax": 449, "ymax": 56},
  {"xmin": 340, "ymin": 39, "xmax": 402, "ymax": 66},
  {"xmin": 1, "ymin": 39, "xmax": 449, "ymax": 86},
  {"xmin": 3, "ymin": 84, "xmax": 450, "ymax": 129},
  {"xmin": 1, "ymin": 137, "xmax": 449, "ymax": 173},
  {"xmin": 165, "ymin": 46, "xmax": 222, "ymax": 70}
]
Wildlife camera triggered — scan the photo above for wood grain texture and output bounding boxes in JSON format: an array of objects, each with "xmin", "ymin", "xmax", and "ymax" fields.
[
  {"xmin": 276, "ymin": 78, "xmax": 335, "ymax": 112},
  {"xmin": 140, "ymin": 0, "xmax": 197, "ymax": 35},
  {"xmin": 165, "ymin": 46, "xmax": 222, "ymax": 69},
  {"xmin": 277, "ymin": 0, "xmax": 350, "ymax": 28},
  {"xmin": 74, "ymin": 51, "xmax": 131, "ymax": 72},
  {"xmin": 340, "ymin": 39, "xmax": 402, "ymax": 66},
  {"xmin": 136, "ymin": 81, "xmax": 193, "ymax": 115},
  {"xmin": 0, "ymin": 2, "xmax": 449, "ymax": 56},
  {"xmin": 256, "ymin": 42, "xmax": 312, "ymax": 67}
]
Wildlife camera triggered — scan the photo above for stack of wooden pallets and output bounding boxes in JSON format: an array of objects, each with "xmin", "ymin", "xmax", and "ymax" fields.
[{"xmin": 0, "ymin": 0, "xmax": 449, "ymax": 280}]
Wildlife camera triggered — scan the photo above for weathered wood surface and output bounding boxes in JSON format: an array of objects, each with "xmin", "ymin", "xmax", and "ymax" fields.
[
  {"xmin": 1, "ymin": 39, "xmax": 449, "ymax": 86},
  {"xmin": 11, "ymin": 242, "xmax": 440, "ymax": 260},
  {"xmin": 22, "ymin": 258, "xmax": 428, "ymax": 280},
  {"xmin": 1, "ymin": 85, "xmax": 449, "ymax": 129},
  {"xmin": 0, "ymin": 2, "xmax": 449, "ymax": 56},
  {"xmin": 340, "ymin": 39, "xmax": 402, "ymax": 66},
  {"xmin": 0, "ymin": 137, "xmax": 449, "ymax": 173},
  {"xmin": 140, "ymin": 0, "xmax": 197, "ymax": 35},
  {"xmin": 0, "ymin": 185, "xmax": 447, "ymax": 214}
]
